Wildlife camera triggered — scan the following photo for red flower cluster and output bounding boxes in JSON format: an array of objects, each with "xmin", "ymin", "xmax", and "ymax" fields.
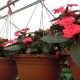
[
  {"xmin": 22, "ymin": 37, "xmax": 32, "ymax": 43},
  {"xmin": 53, "ymin": 4, "xmax": 80, "ymax": 38},
  {"xmin": 53, "ymin": 4, "xmax": 78, "ymax": 14},
  {"xmin": 3, "ymin": 27, "xmax": 31, "ymax": 48},
  {"xmin": 53, "ymin": 6, "xmax": 64, "ymax": 14},
  {"xmin": 55, "ymin": 17, "xmax": 74, "ymax": 27},
  {"xmin": 15, "ymin": 28, "xmax": 30, "ymax": 37},
  {"xmin": 63, "ymin": 24, "xmax": 80, "ymax": 38},
  {"xmin": 67, "ymin": 4, "xmax": 78, "ymax": 7}
]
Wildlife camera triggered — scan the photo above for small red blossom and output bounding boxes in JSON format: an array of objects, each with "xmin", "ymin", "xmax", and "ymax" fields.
[
  {"xmin": 15, "ymin": 31, "xmax": 21, "ymax": 36},
  {"xmin": 67, "ymin": 4, "xmax": 78, "ymax": 7},
  {"xmin": 22, "ymin": 28, "xmax": 30, "ymax": 31},
  {"xmin": 63, "ymin": 24, "xmax": 80, "ymax": 38},
  {"xmin": 3, "ymin": 40, "xmax": 14, "ymax": 45},
  {"xmin": 8, "ymin": 40, "xmax": 14, "ymax": 43},
  {"xmin": 55, "ymin": 17, "xmax": 74, "ymax": 27},
  {"xmin": 14, "ymin": 38, "xmax": 17, "ymax": 41},
  {"xmin": 2, "ymin": 45, "xmax": 7, "ymax": 49},
  {"xmin": 0, "ymin": 44, "xmax": 7, "ymax": 49},
  {"xmin": 56, "ymin": 50, "xmax": 61, "ymax": 55},
  {"xmin": 22, "ymin": 37, "xmax": 32, "ymax": 43},
  {"xmin": 73, "ymin": 24, "xmax": 80, "ymax": 33},
  {"xmin": 63, "ymin": 25, "xmax": 75, "ymax": 38},
  {"xmin": 53, "ymin": 6, "xmax": 64, "ymax": 14},
  {"xmin": 63, "ymin": 30, "xmax": 74, "ymax": 38},
  {"xmin": 15, "ymin": 28, "xmax": 30, "ymax": 37}
]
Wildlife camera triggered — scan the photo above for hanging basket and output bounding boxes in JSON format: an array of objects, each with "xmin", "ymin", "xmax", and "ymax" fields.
[
  {"xmin": 63, "ymin": 49, "xmax": 80, "ymax": 80},
  {"xmin": 14, "ymin": 54, "xmax": 62, "ymax": 80},
  {"xmin": 0, "ymin": 57, "xmax": 18, "ymax": 80},
  {"xmin": 66, "ymin": 55, "xmax": 80, "ymax": 80}
]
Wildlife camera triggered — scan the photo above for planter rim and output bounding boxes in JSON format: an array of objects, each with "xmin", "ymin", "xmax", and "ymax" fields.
[
  {"xmin": 13, "ymin": 54, "xmax": 59, "ymax": 59},
  {"xmin": 0, "ymin": 57, "xmax": 15, "ymax": 60}
]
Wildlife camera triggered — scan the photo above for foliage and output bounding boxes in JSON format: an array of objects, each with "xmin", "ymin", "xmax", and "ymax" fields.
[
  {"xmin": 1, "ymin": 28, "xmax": 57, "ymax": 58},
  {"xmin": 50, "ymin": 4, "xmax": 80, "ymax": 66},
  {"xmin": 60, "ymin": 68, "xmax": 73, "ymax": 80},
  {"xmin": 0, "ymin": 37, "xmax": 8, "ymax": 44},
  {"xmin": 0, "ymin": 38, "xmax": 8, "ymax": 57},
  {"xmin": 1, "ymin": 4, "xmax": 80, "ymax": 67},
  {"xmin": 48, "ymin": 4, "xmax": 80, "ymax": 66}
]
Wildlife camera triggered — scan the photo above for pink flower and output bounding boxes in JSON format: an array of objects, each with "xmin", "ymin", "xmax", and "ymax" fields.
[
  {"xmin": 63, "ymin": 26, "xmax": 74, "ymax": 38},
  {"xmin": 63, "ymin": 24, "xmax": 80, "ymax": 38},
  {"xmin": 22, "ymin": 37, "xmax": 32, "ymax": 43},
  {"xmin": 2, "ymin": 45, "xmax": 7, "ymax": 49},
  {"xmin": 22, "ymin": 28, "xmax": 30, "ymax": 31},
  {"xmin": 3, "ymin": 42, "xmax": 8, "ymax": 45},
  {"xmin": 67, "ymin": 4, "xmax": 78, "ymax": 7},
  {"xmin": 15, "ymin": 31, "xmax": 21, "ymax": 36},
  {"xmin": 53, "ymin": 6, "xmax": 64, "ymax": 14},
  {"xmin": 14, "ymin": 38, "xmax": 17, "ymax": 41},
  {"xmin": 55, "ymin": 17, "xmax": 74, "ymax": 27},
  {"xmin": 63, "ymin": 30, "xmax": 74, "ymax": 38},
  {"xmin": 56, "ymin": 50, "xmax": 61, "ymax": 55},
  {"xmin": 3, "ymin": 40, "xmax": 14, "ymax": 45},
  {"xmin": 72, "ymin": 24, "xmax": 80, "ymax": 33},
  {"xmin": 8, "ymin": 40, "xmax": 14, "ymax": 43}
]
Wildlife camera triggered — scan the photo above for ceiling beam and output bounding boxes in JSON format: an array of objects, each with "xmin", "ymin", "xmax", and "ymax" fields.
[
  {"xmin": 0, "ymin": 0, "xmax": 45, "ymax": 20},
  {"xmin": 0, "ymin": 0, "xmax": 19, "ymax": 11}
]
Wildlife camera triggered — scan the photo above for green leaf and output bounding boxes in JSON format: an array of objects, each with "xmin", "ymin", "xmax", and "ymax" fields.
[
  {"xmin": 17, "ymin": 35, "xmax": 25, "ymax": 42},
  {"xmin": 42, "ymin": 47, "xmax": 49, "ymax": 53},
  {"xmin": 40, "ymin": 35, "xmax": 69, "ymax": 44},
  {"xmin": 31, "ymin": 41, "xmax": 38, "ymax": 47},
  {"xmin": 4, "ymin": 45, "xmax": 21, "ymax": 52},
  {"xmin": 31, "ymin": 47, "xmax": 38, "ymax": 52},
  {"xmin": 50, "ymin": 24, "xmax": 64, "ymax": 31},
  {"xmin": 64, "ymin": 6, "xmax": 68, "ymax": 14},
  {"xmin": 70, "ymin": 43, "xmax": 80, "ymax": 67},
  {"xmin": 64, "ymin": 73, "xmax": 72, "ymax": 80}
]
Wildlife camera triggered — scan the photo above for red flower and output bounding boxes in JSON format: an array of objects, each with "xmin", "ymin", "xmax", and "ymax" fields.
[
  {"xmin": 2, "ymin": 45, "xmax": 7, "ymax": 49},
  {"xmin": 63, "ymin": 28, "xmax": 74, "ymax": 38},
  {"xmin": 67, "ymin": 4, "xmax": 78, "ymax": 7},
  {"xmin": 72, "ymin": 24, "xmax": 80, "ymax": 33},
  {"xmin": 3, "ymin": 40, "xmax": 14, "ymax": 46},
  {"xmin": 63, "ymin": 24, "xmax": 80, "ymax": 38},
  {"xmin": 14, "ymin": 27, "xmax": 30, "ymax": 37},
  {"xmin": 22, "ymin": 37, "xmax": 32, "ymax": 43},
  {"xmin": 56, "ymin": 50, "xmax": 61, "ymax": 55},
  {"xmin": 15, "ymin": 31, "xmax": 21, "ymax": 36},
  {"xmin": 14, "ymin": 38, "xmax": 17, "ymax": 41},
  {"xmin": 8, "ymin": 40, "xmax": 14, "ymax": 43},
  {"xmin": 55, "ymin": 17, "xmax": 74, "ymax": 27},
  {"xmin": 53, "ymin": 6, "xmax": 64, "ymax": 14},
  {"xmin": 22, "ymin": 28, "xmax": 30, "ymax": 31}
]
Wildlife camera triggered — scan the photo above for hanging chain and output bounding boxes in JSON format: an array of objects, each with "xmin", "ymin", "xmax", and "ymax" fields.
[
  {"xmin": 39, "ymin": 0, "xmax": 55, "ymax": 18},
  {"xmin": 26, "ymin": 4, "xmax": 38, "ymax": 28},
  {"xmin": 40, "ymin": 1, "xmax": 45, "ymax": 36},
  {"xmin": 45, "ymin": 4, "xmax": 53, "ymax": 25}
]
